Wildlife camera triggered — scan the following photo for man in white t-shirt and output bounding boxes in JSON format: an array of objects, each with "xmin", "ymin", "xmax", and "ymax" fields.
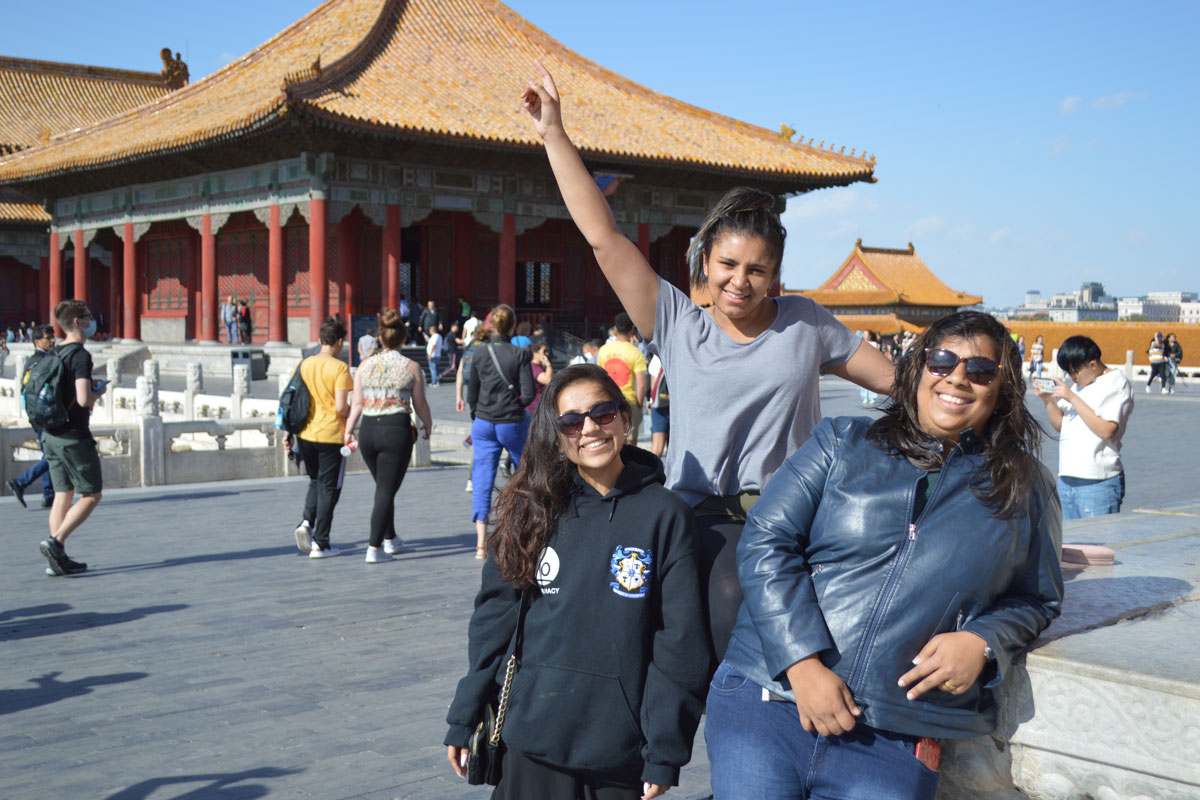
[
  {"xmin": 462, "ymin": 311, "xmax": 481, "ymax": 342},
  {"xmin": 426, "ymin": 324, "xmax": 444, "ymax": 387},
  {"xmin": 1036, "ymin": 335, "xmax": 1134, "ymax": 520}
]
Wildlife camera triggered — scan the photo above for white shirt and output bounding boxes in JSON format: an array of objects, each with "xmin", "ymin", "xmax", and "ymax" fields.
[
  {"xmin": 462, "ymin": 317, "xmax": 481, "ymax": 341},
  {"xmin": 1057, "ymin": 369, "xmax": 1134, "ymax": 479},
  {"xmin": 426, "ymin": 332, "xmax": 443, "ymax": 359}
]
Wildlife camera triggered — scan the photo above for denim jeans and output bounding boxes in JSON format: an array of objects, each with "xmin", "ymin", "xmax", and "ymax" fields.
[
  {"xmin": 1058, "ymin": 472, "xmax": 1124, "ymax": 520},
  {"xmin": 470, "ymin": 417, "xmax": 528, "ymax": 522},
  {"xmin": 225, "ymin": 320, "xmax": 238, "ymax": 344},
  {"xmin": 15, "ymin": 431, "xmax": 54, "ymax": 500},
  {"xmin": 705, "ymin": 662, "xmax": 939, "ymax": 800}
]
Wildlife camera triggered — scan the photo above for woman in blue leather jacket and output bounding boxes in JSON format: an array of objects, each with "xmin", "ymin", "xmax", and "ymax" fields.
[{"xmin": 707, "ymin": 311, "xmax": 1064, "ymax": 800}]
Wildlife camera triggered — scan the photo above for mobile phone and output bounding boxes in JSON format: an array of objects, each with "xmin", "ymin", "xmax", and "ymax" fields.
[
  {"xmin": 915, "ymin": 737, "xmax": 941, "ymax": 771},
  {"xmin": 1033, "ymin": 378, "xmax": 1056, "ymax": 394},
  {"xmin": 93, "ymin": 379, "xmax": 110, "ymax": 391}
]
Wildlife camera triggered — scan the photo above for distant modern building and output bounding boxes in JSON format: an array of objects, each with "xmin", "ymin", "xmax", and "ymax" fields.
[
  {"xmin": 1146, "ymin": 291, "xmax": 1198, "ymax": 305},
  {"xmin": 1024, "ymin": 289, "xmax": 1046, "ymax": 308},
  {"xmin": 1118, "ymin": 297, "xmax": 1179, "ymax": 322},
  {"xmin": 1048, "ymin": 306, "xmax": 1118, "ymax": 322},
  {"xmin": 1180, "ymin": 302, "xmax": 1200, "ymax": 324},
  {"xmin": 786, "ymin": 239, "xmax": 981, "ymax": 335}
]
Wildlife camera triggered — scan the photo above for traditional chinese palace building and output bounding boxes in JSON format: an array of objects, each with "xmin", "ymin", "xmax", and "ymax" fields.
[
  {"xmin": 0, "ymin": 0, "xmax": 876, "ymax": 344},
  {"xmin": 791, "ymin": 239, "xmax": 982, "ymax": 335}
]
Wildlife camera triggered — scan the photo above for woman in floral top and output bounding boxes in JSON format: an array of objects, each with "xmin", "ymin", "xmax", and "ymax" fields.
[{"xmin": 345, "ymin": 309, "xmax": 433, "ymax": 563}]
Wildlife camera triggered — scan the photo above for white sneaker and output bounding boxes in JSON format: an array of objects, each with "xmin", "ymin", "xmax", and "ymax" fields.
[
  {"xmin": 309, "ymin": 544, "xmax": 340, "ymax": 559},
  {"xmin": 465, "ymin": 479, "xmax": 473, "ymax": 493},
  {"xmin": 383, "ymin": 538, "xmax": 404, "ymax": 555},
  {"xmin": 1162, "ymin": 387, "xmax": 1168, "ymax": 394},
  {"xmin": 366, "ymin": 549, "xmax": 394, "ymax": 563},
  {"xmin": 295, "ymin": 520, "xmax": 312, "ymax": 552},
  {"xmin": 1145, "ymin": 385, "xmax": 1151, "ymax": 393}
]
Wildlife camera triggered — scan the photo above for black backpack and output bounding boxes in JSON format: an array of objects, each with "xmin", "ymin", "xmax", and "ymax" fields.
[
  {"xmin": 23, "ymin": 345, "xmax": 75, "ymax": 433},
  {"xmin": 276, "ymin": 360, "xmax": 312, "ymax": 435}
]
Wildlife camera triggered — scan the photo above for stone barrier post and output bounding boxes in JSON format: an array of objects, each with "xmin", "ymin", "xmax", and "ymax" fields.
[
  {"xmin": 106, "ymin": 357, "xmax": 122, "ymax": 388},
  {"xmin": 1124, "ymin": 349, "xmax": 1134, "ymax": 381},
  {"xmin": 143, "ymin": 359, "xmax": 159, "ymax": 386},
  {"xmin": 1050, "ymin": 348, "xmax": 1060, "ymax": 380},
  {"xmin": 410, "ymin": 412, "xmax": 431, "ymax": 467},
  {"xmin": 12, "ymin": 353, "xmax": 27, "ymax": 387},
  {"xmin": 232, "ymin": 363, "xmax": 250, "ymax": 422},
  {"xmin": 185, "ymin": 362, "xmax": 203, "ymax": 420},
  {"xmin": 136, "ymin": 374, "xmax": 165, "ymax": 486}
]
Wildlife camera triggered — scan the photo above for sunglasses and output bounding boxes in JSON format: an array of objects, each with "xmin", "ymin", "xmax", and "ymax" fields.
[
  {"xmin": 557, "ymin": 401, "xmax": 620, "ymax": 436},
  {"xmin": 924, "ymin": 348, "xmax": 1002, "ymax": 386}
]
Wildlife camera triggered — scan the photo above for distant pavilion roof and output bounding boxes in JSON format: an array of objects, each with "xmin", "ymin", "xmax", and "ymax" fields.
[
  {"xmin": 793, "ymin": 240, "xmax": 982, "ymax": 308},
  {"xmin": 0, "ymin": 188, "xmax": 48, "ymax": 224},
  {"xmin": 0, "ymin": 0, "xmax": 876, "ymax": 193}
]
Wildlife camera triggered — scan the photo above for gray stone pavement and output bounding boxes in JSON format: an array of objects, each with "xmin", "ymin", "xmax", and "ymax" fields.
[{"xmin": 2, "ymin": 378, "xmax": 1196, "ymax": 799}]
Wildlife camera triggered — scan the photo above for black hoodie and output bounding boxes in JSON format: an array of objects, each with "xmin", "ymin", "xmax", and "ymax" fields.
[{"xmin": 445, "ymin": 447, "xmax": 710, "ymax": 787}]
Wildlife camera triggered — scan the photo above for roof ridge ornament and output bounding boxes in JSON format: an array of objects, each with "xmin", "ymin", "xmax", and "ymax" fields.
[{"xmin": 159, "ymin": 48, "xmax": 189, "ymax": 89}]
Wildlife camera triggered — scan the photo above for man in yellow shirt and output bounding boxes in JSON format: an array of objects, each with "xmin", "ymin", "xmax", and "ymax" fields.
[
  {"xmin": 293, "ymin": 318, "xmax": 353, "ymax": 558},
  {"xmin": 597, "ymin": 312, "xmax": 648, "ymax": 445}
]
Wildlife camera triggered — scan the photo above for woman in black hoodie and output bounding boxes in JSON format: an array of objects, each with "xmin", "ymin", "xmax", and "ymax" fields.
[{"xmin": 446, "ymin": 365, "xmax": 710, "ymax": 800}]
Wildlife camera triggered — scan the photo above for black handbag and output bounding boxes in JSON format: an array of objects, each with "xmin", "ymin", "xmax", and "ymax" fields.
[{"xmin": 466, "ymin": 591, "xmax": 528, "ymax": 786}]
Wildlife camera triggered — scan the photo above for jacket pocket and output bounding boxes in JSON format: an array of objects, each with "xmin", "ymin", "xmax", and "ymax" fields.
[{"xmin": 501, "ymin": 664, "xmax": 643, "ymax": 773}]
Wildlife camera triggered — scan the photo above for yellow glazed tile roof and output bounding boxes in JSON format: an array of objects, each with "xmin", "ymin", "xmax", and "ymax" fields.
[
  {"xmin": 826, "ymin": 313, "xmax": 924, "ymax": 335},
  {"xmin": 0, "ymin": 188, "xmax": 48, "ymax": 223},
  {"xmin": 796, "ymin": 240, "xmax": 982, "ymax": 308},
  {"xmin": 0, "ymin": 56, "xmax": 176, "ymax": 154},
  {"xmin": 0, "ymin": 0, "xmax": 876, "ymax": 188}
]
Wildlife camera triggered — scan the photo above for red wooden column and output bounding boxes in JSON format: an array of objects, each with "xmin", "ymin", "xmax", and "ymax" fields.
[
  {"xmin": 309, "ymin": 197, "xmax": 328, "ymax": 341},
  {"xmin": 498, "ymin": 212, "xmax": 516, "ymax": 307},
  {"xmin": 637, "ymin": 223, "xmax": 650, "ymax": 261},
  {"xmin": 73, "ymin": 228, "xmax": 88, "ymax": 302},
  {"xmin": 109, "ymin": 241, "xmax": 123, "ymax": 340},
  {"xmin": 38, "ymin": 256, "xmax": 49, "ymax": 325},
  {"xmin": 338, "ymin": 211, "xmax": 361, "ymax": 318},
  {"xmin": 48, "ymin": 232, "xmax": 63, "ymax": 334},
  {"xmin": 199, "ymin": 214, "xmax": 217, "ymax": 342},
  {"xmin": 122, "ymin": 222, "xmax": 139, "ymax": 341},
  {"xmin": 383, "ymin": 204, "xmax": 402, "ymax": 310},
  {"xmin": 267, "ymin": 204, "xmax": 285, "ymax": 344}
]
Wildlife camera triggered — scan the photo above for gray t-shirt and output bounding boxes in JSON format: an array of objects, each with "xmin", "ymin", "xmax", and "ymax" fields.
[{"xmin": 653, "ymin": 276, "xmax": 860, "ymax": 505}]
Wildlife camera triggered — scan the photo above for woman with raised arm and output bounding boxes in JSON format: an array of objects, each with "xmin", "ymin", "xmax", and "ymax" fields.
[{"xmin": 521, "ymin": 62, "xmax": 894, "ymax": 659}]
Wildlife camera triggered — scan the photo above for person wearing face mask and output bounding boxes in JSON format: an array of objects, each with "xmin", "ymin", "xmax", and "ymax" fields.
[{"xmin": 37, "ymin": 300, "xmax": 106, "ymax": 577}]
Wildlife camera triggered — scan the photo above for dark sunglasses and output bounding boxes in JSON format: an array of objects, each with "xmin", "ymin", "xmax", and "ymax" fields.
[
  {"xmin": 557, "ymin": 401, "xmax": 620, "ymax": 436},
  {"xmin": 924, "ymin": 348, "xmax": 1002, "ymax": 386}
]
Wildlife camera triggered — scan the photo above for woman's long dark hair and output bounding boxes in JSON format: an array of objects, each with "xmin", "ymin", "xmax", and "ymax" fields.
[
  {"xmin": 490, "ymin": 364, "xmax": 631, "ymax": 588},
  {"xmin": 867, "ymin": 311, "xmax": 1042, "ymax": 519},
  {"xmin": 686, "ymin": 187, "xmax": 787, "ymax": 288}
]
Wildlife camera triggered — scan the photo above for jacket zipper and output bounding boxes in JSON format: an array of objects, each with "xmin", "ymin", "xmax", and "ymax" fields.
[{"xmin": 846, "ymin": 448, "xmax": 958, "ymax": 694}]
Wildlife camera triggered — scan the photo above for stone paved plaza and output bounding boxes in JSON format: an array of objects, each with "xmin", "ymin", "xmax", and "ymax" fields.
[{"xmin": 1, "ymin": 379, "xmax": 1196, "ymax": 799}]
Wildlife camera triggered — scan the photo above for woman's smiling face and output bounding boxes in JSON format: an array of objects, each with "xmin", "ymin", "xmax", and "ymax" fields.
[{"xmin": 916, "ymin": 335, "xmax": 1001, "ymax": 445}]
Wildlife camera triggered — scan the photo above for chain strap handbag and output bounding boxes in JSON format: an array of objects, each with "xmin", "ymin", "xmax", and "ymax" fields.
[{"xmin": 466, "ymin": 591, "xmax": 529, "ymax": 786}]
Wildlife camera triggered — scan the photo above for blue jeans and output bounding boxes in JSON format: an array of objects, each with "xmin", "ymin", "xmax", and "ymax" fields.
[
  {"xmin": 225, "ymin": 320, "xmax": 238, "ymax": 343},
  {"xmin": 1058, "ymin": 472, "xmax": 1124, "ymax": 520},
  {"xmin": 706, "ymin": 662, "xmax": 939, "ymax": 800},
  {"xmin": 15, "ymin": 431, "xmax": 54, "ymax": 501},
  {"xmin": 470, "ymin": 417, "xmax": 528, "ymax": 522},
  {"xmin": 428, "ymin": 359, "xmax": 440, "ymax": 386}
]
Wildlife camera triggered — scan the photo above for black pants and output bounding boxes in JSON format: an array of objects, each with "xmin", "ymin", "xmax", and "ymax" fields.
[
  {"xmin": 1148, "ymin": 362, "xmax": 1167, "ymax": 387},
  {"xmin": 491, "ymin": 748, "xmax": 642, "ymax": 800},
  {"xmin": 359, "ymin": 414, "xmax": 414, "ymax": 548},
  {"xmin": 694, "ymin": 515, "xmax": 746, "ymax": 665},
  {"xmin": 296, "ymin": 438, "xmax": 345, "ymax": 550}
]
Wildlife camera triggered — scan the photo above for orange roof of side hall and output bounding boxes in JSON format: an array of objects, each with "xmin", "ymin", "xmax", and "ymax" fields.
[
  {"xmin": 0, "ymin": 55, "xmax": 180, "ymax": 156},
  {"xmin": 795, "ymin": 240, "xmax": 982, "ymax": 308},
  {"xmin": 0, "ymin": 0, "xmax": 876, "ymax": 190}
]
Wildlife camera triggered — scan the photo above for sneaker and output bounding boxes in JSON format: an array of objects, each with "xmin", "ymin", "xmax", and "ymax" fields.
[
  {"xmin": 465, "ymin": 479, "xmax": 473, "ymax": 493},
  {"xmin": 383, "ymin": 538, "xmax": 404, "ymax": 555},
  {"xmin": 41, "ymin": 497, "xmax": 54, "ymax": 509},
  {"xmin": 294, "ymin": 520, "xmax": 312, "ymax": 553},
  {"xmin": 1145, "ymin": 385, "xmax": 1151, "ymax": 393},
  {"xmin": 365, "ymin": 549, "xmax": 394, "ymax": 563},
  {"xmin": 1162, "ymin": 387, "xmax": 1168, "ymax": 394},
  {"xmin": 64, "ymin": 555, "xmax": 88, "ymax": 574},
  {"xmin": 309, "ymin": 544, "xmax": 340, "ymax": 559},
  {"xmin": 39, "ymin": 538, "xmax": 69, "ymax": 576},
  {"xmin": 8, "ymin": 479, "xmax": 26, "ymax": 508}
]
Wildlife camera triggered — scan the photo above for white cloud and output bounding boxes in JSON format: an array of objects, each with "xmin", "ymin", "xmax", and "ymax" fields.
[
  {"xmin": 1059, "ymin": 95, "xmax": 1082, "ymax": 115},
  {"xmin": 784, "ymin": 188, "xmax": 880, "ymax": 222},
  {"xmin": 1091, "ymin": 92, "xmax": 1147, "ymax": 110},
  {"xmin": 948, "ymin": 223, "xmax": 975, "ymax": 240},
  {"xmin": 987, "ymin": 227, "xmax": 1011, "ymax": 246},
  {"xmin": 905, "ymin": 216, "xmax": 945, "ymax": 240}
]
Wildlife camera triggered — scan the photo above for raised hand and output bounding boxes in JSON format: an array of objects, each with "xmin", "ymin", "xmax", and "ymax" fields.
[{"xmin": 520, "ymin": 60, "xmax": 563, "ymax": 140}]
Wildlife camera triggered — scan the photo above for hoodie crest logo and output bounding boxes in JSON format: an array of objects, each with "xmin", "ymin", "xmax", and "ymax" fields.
[{"xmin": 610, "ymin": 546, "xmax": 652, "ymax": 599}]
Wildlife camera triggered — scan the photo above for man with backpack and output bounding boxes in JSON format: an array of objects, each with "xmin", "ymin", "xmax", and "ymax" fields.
[
  {"xmin": 8, "ymin": 324, "xmax": 57, "ymax": 509},
  {"xmin": 31, "ymin": 300, "xmax": 105, "ymax": 576}
]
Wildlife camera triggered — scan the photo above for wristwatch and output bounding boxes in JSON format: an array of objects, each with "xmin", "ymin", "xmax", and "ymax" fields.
[{"xmin": 983, "ymin": 643, "xmax": 995, "ymax": 661}]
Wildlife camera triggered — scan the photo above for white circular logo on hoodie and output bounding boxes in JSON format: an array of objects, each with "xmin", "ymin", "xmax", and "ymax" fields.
[{"xmin": 536, "ymin": 546, "xmax": 560, "ymax": 587}]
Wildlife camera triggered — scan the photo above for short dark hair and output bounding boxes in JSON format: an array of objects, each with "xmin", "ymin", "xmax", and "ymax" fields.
[
  {"xmin": 32, "ymin": 324, "xmax": 54, "ymax": 341},
  {"xmin": 1056, "ymin": 336, "xmax": 1103, "ymax": 374},
  {"xmin": 614, "ymin": 312, "xmax": 634, "ymax": 335},
  {"xmin": 319, "ymin": 317, "xmax": 347, "ymax": 346},
  {"xmin": 54, "ymin": 299, "xmax": 89, "ymax": 330}
]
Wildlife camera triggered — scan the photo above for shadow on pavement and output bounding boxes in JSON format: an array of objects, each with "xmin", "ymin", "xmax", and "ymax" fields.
[
  {"xmin": 97, "ymin": 545, "xmax": 298, "ymax": 574},
  {"xmin": 104, "ymin": 767, "xmax": 303, "ymax": 799},
  {"xmin": 392, "ymin": 533, "xmax": 480, "ymax": 561},
  {"xmin": 0, "ymin": 604, "xmax": 188, "ymax": 641},
  {"xmin": 0, "ymin": 602, "xmax": 72, "ymax": 622},
  {"xmin": 100, "ymin": 488, "xmax": 273, "ymax": 506},
  {"xmin": 0, "ymin": 670, "xmax": 149, "ymax": 715}
]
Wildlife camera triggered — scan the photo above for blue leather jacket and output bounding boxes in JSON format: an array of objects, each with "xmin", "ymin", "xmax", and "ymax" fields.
[{"xmin": 724, "ymin": 417, "xmax": 1063, "ymax": 739}]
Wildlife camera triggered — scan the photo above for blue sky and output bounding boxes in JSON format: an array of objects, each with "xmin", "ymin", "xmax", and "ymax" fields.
[{"xmin": 3, "ymin": 1, "xmax": 1196, "ymax": 306}]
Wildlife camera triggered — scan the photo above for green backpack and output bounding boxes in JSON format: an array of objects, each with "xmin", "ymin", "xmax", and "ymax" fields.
[{"xmin": 22, "ymin": 345, "xmax": 76, "ymax": 433}]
